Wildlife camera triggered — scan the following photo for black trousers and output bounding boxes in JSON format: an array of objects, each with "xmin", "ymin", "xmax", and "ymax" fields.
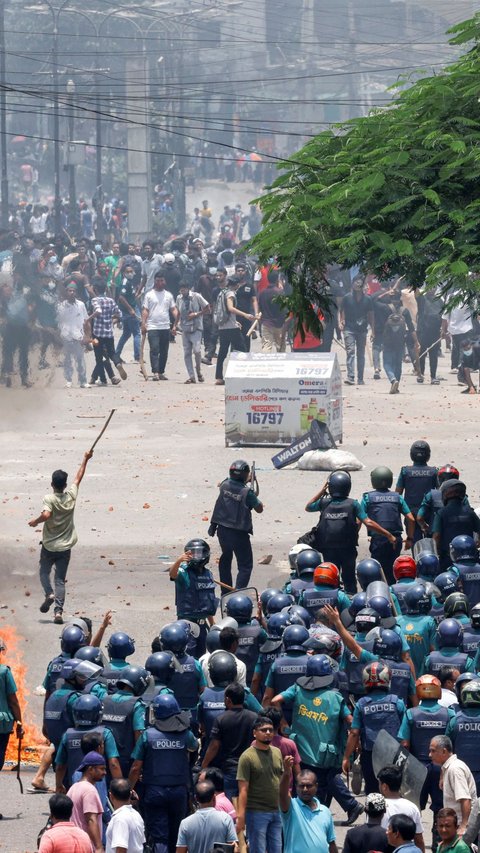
[
  {"xmin": 148, "ymin": 329, "xmax": 170, "ymax": 375},
  {"xmin": 418, "ymin": 324, "xmax": 441, "ymax": 378},
  {"xmin": 321, "ymin": 547, "xmax": 357, "ymax": 595},
  {"xmin": 92, "ymin": 336, "xmax": 117, "ymax": 382},
  {"xmin": 217, "ymin": 525, "xmax": 253, "ymax": 589},
  {"xmin": 2, "ymin": 323, "xmax": 31, "ymax": 380},
  {"xmin": 369, "ymin": 535, "xmax": 402, "ymax": 585}
]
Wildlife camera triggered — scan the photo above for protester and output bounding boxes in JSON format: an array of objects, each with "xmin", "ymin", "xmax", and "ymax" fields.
[
  {"xmin": 176, "ymin": 780, "xmax": 237, "ymax": 853},
  {"xmin": 106, "ymin": 779, "xmax": 145, "ymax": 853},
  {"xmin": 67, "ymin": 751, "xmax": 106, "ymax": 853},
  {"xmin": 280, "ymin": 756, "xmax": 338, "ymax": 853},
  {"xmin": 38, "ymin": 794, "xmax": 92, "ymax": 853}
]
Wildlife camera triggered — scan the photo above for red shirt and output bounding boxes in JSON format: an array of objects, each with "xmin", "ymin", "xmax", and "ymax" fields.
[{"xmin": 38, "ymin": 821, "xmax": 92, "ymax": 853}]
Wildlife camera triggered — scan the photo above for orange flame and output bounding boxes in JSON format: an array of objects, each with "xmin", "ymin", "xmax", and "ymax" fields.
[{"xmin": 2, "ymin": 625, "xmax": 45, "ymax": 764}]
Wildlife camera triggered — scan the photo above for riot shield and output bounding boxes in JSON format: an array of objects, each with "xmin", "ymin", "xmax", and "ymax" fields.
[{"xmin": 372, "ymin": 729, "xmax": 427, "ymax": 807}]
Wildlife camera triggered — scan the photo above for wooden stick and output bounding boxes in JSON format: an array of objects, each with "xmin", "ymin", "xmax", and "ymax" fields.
[
  {"xmin": 89, "ymin": 409, "xmax": 116, "ymax": 453},
  {"xmin": 417, "ymin": 336, "xmax": 443, "ymax": 362},
  {"xmin": 140, "ymin": 332, "xmax": 148, "ymax": 381},
  {"xmin": 212, "ymin": 576, "xmax": 236, "ymax": 592},
  {"xmin": 247, "ymin": 312, "xmax": 262, "ymax": 337}
]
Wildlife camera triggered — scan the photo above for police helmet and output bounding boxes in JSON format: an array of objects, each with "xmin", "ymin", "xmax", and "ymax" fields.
[
  {"xmin": 436, "ymin": 618, "xmax": 463, "ymax": 649},
  {"xmin": 296, "ymin": 549, "xmax": 322, "ymax": 579},
  {"xmin": 71, "ymin": 660, "xmax": 102, "ymax": 685},
  {"xmin": 459, "ymin": 680, "xmax": 480, "ymax": 708},
  {"xmin": 61, "ymin": 625, "xmax": 87, "ymax": 654},
  {"xmin": 159, "ymin": 622, "xmax": 189, "ymax": 655},
  {"xmin": 205, "ymin": 630, "xmax": 222, "ymax": 653},
  {"xmin": 74, "ymin": 646, "xmax": 106, "ymax": 668},
  {"xmin": 434, "ymin": 572, "xmax": 458, "ymax": 602},
  {"xmin": 283, "ymin": 604, "xmax": 312, "ymax": 629},
  {"xmin": 208, "ymin": 651, "xmax": 237, "ymax": 687},
  {"xmin": 355, "ymin": 607, "xmax": 381, "ymax": 635},
  {"xmin": 60, "ymin": 659, "xmax": 82, "ymax": 682},
  {"xmin": 185, "ymin": 538, "xmax": 210, "ymax": 570},
  {"xmin": 305, "ymin": 653, "xmax": 334, "ymax": 684},
  {"xmin": 441, "ymin": 479, "xmax": 467, "ymax": 505},
  {"xmin": 438, "ymin": 464, "xmax": 460, "ymax": 485},
  {"xmin": 410, "ymin": 440, "xmax": 431, "ymax": 463},
  {"xmin": 313, "ymin": 563, "xmax": 340, "ymax": 588},
  {"xmin": 362, "ymin": 661, "xmax": 391, "ymax": 690},
  {"xmin": 370, "ymin": 466, "xmax": 393, "ymax": 490},
  {"xmin": 288, "ymin": 543, "xmax": 311, "ymax": 571},
  {"xmin": 266, "ymin": 612, "xmax": 290, "ymax": 638},
  {"xmin": 303, "ymin": 630, "xmax": 342, "ymax": 659},
  {"xmin": 266, "ymin": 592, "xmax": 295, "ymax": 615},
  {"xmin": 282, "ymin": 624, "xmax": 309, "ymax": 652},
  {"xmin": 229, "ymin": 460, "xmax": 250, "ymax": 482},
  {"xmin": 260, "ymin": 589, "xmax": 282, "ymax": 610},
  {"xmin": 356, "ymin": 558, "xmax": 383, "ymax": 590},
  {"xmin": 348, "ymin": 592, "xmax": 368, "ymax": 619},
  {"xmin": 368, "ymin": 595, "xmax": 393, "ymax": 620},
  {"xmin": 72, "ymin": 694, "xmax": 103, "ymax": 727},
  {"xmin": 416, "ymin": 674, "xmax": 441, "ymax": 701},
  {"xmin": 443, "ymin": 592, "xmax": 469, "ymax": 619},
  {"xmin": 393, "ymin": 555, "xmax": 417, "ymax": 581},
  {"xmin": 107, "ymin": 631, "xmax": 135, "ymax": 660},
  {"xmin": 116, "ymin": 665, "xmax": 150, "ymax": 696},
  {"xmin": 455, "ymin": 672, "xmax": 480, "ymax": 701},
  {"xmin": 152, "ymin": 693, "xmax": 181, "ymax": 720},
  {"xmin": 373, "ymin": 628, "xmax": 403, "ymax": 661},
  {"xmin": 328, "ymin": 470, "xmax": 351, "ymax": 499},
  {"xmin": 145, "ymin": 651, "xmax": 176, "ymax": 684},
  {"xmin": 404, "ymin": 583, "xmax": 431, "ymax": 615},
  {"xmin": 416, "ymin": 553, "xmax": 440, "ymax": 579},
  {"xmin": 225, "ymin": 594, "xmax": 253, "ymax": 623},
  {"xmin": 470, "ymin": 603, "xmax": 480, "ymax": 630},
  {"xmin": 450, "ymin": 535, "xmax": 477, "ymax": 563}
]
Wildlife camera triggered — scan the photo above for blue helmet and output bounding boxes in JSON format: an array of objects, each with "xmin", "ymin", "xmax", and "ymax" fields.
[
  {"xmin": 72, "ymin": 694, "xmax": 103, "ymax": 727},
  {"xmin": 266, "ymin": 593, "xmax": 294, "ymax": 615},
  {"xmin": 416, "ymin": 553, "xmax": 440, "ymax": 579},
  {"xmin": 107, "ymin": 631, "xmax": 135, "ymax": 660},
  {"xmin": 404, "ymin": 583, "xmax": 432, "ymax": 615},
  {"xmin": 434, "ymin": 572, "xmax": 458, "ymax": 603},
  {"xmin": 471, "ymin": 603, "xmax": 480, "ymax": 631},
  {"xmin": 450, "ymin": 535, "xmax": 478, "ymax": 563},
  {"xmin": 373, "ymin": 628, "xmax": 403, "ymax": 661},
  {"xmin": 284, "ymin": 605, "xmax": 312, "ymax": 629},
  {"xmin": 145, "ymin": 652, "xmax": 176, "ymax": 684},
  {"xmin": 152, "ymin": 693, "xmax": 181, "ymax": 720},
  {"xmin": 305, "ymin": 653, "xmax": 334, "ymax": 684},
  {"xmin": 368, "ymin": 595, "xmax": 393, "ymax": 620},
  {"xmin": 60, "ymin": 625, "xmax": 87, "ymax": 654},
  {"xmin": 60, "ymin": 659, "xmax": 82, "ymax": 682},
  {"xmin": 260, "ymin": 589, "xmax": 282, "ymax": 610},
  {"xmin": 348, "ymin": 592, "xmax": 368, "ymax": 619},
  {"xmin": 455, "ymin": 671, "xmax": 480, "ymax": 701},
  {"xmin": 436, "ymin": 618, "xmax": 463, "ymax": 649},
  {"xmin": 356, "ymin": 559, "xmax": 383, "ymax": 591},
  {"xmin": 160, "ymin": 623, "xmax": 189, "ymax": 655},
  {"xmin": 205, "ymin": 630, "xmax": 222, "ymax": 653},
  {"xmin": 225, "ymin": 594, "xmax": 253, "ymax": 624},
  {"xmin": 355, "ymin": 607, "xmax": 381, "ymax": 635},
  {"xmin": 282, "ymin": 624, "xmax": 309, "ymax": 652},
  {"xmin": 74, "ymin": 646, "xmax": 106, "ymax": 668},
  {"xmin": 296, "ymin": 548, "xmax": 321, "ymax": 579},
  {"xmin": 266, "ymin": 612, "xmax": 290, "ymax": 639},
  {"xmin": 116, "ymin": 665, "xmax": 150, "ymax": 696}
]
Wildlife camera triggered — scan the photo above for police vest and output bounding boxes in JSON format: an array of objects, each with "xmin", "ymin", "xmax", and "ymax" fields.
[
  {"xmin": 64, "ymin": 725, "xmax": 105, "ymax": 787},
  {"xmin": 272, "ymin": 654, "xmax": 309, "ymax": 695},
  {"xmin": 45, "ymin": 653, "xmax": 70, "ymax": 694},
  {"xmin": 316, "ymin": 498, "xmax": 359, "ymax": 549},
  {"xmin": 365, "ymin": 491, "xmax": 402, "ymax": 535},
  {"xmin": 456, "ymin": 562, "xmax": 480, "ymax": 609},
  {"xmin": 439, "ymin": 502, "xmax": 477, "ymax": 557},
  {"xmin": 400, "ymin": 465, "xmax": 438, "ymax": 515},
  {"xmin": 383, "ymin": 658, "xmax": 411, "ymax": 704},
  {"xmin": 236, "ymin": 624, "xmax": 263, "ymax": 685},
  {"xmin": 170, "ymin": 655, "xmax": 199, "ymax": 710},
  {"xmin": 455, "ymin": 711, "xmax": 480, "ymax": 772},
  {"xmin": 356, "ymin": 693, "xmax": 403, "ymax": 751},
  {"xmin": 302, "ymin": 587, "xmax": 339, "ymax": 619},
  {"xmin": 427, "ymin": 651, "xmax": 470, "ymax": 675},
  {"xmin": 211, "ymin": 480, "xmax": 253, "ymax": 533},
  {"xmin": 290, "ymin": 578, "xmax": 314, "ymax": 603},
  {"xmin": 100, "ymin": 663, "xmax": 128, "ymax": 695},
  {"xmin": 390, "ymin": 582, "xmax": 414, "ymax": 615},
  {"xmin": 101, "ymin": 694, "xmax": 141, "ymax": 766},
  {"xmin": 175, "ymin": 568, "xmax": 217, "ymax": 619},
  {"xmin": 44, "ymin": 688, "xmax": 79, "ymax": 748},
  {"xmin": 462, "ymin": 628, "xmax": 480, "ymax": 656},
  {"xmin": 334, "ymin": 669, "xmax": 349, "ymax": 700},
  {"xmin": 409, "ymin": 705, "xmax": 450, "ymax": 764},
  {"xmin": 142, "ymin": 727, "xmax": 190, "ymax": 786},
  {"xmin": 422, "ymin": 489, "xmax": 443, "ymax": 528},
  {"xmin": 430, "ymin": 603, "xmax": 445, "ymax": 625},
  {"xmin": 345, "ymin": 641, "xmax": 371, "ymax": 695},
  {"xmin": 198, "ymin": 686, "xmax": 225, "ymax": 740}
]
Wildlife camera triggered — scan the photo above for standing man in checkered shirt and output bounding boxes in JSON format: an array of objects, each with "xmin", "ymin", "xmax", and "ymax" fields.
[{"xmin": 89, "ymin": 276, "xmax": 128, "ymax": 386}]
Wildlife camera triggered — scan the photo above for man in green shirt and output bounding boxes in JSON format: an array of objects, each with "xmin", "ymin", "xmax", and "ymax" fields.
[
  {"xmin": 437, "ymin": 807, "xmax": 471, "ymax": 853},
  {"xmin": 236, "ymin": 715, "xmax": 283, "ymax": 853},
  {"xmin": 29, "ymin": 450, "xmax": 93, "ymax": 624}
]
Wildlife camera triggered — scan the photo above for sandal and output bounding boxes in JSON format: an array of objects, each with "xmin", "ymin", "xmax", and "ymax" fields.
[{"xmin": 185, "ymin": 377, "xmax": 196, "ymax": 384}]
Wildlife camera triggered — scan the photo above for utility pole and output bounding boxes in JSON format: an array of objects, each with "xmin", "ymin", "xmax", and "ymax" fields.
[
  {"xmin": 66, "ymin": 78, "xmax": 77, "ymax": 236},
  {"xmin": 52, "ymin": 17, "xmax": 61, "ymax": 235},
  {"xmin": 0, "ymin": 0, "xmax": 9, "ymax": 229},
  {"xmin": 95, "ymin": 51, "xmax": 103, "ymax": 240}
]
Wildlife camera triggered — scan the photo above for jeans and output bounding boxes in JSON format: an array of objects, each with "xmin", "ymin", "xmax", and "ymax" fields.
[
  {"xmin": 223, "ymin": 770, "xmax": 239, "ymax": 801},
  {"xmin": 92, "ymin": 336, "xmax": 118, "ymax": 383},
  {"xmin": 302, "ymin": 763, "xmax": 357, "ymax": 814},
  {"xmin": 217, "ymin": 525, "xmax": 253, "ymax": 589},
  {"xmin": 148, "ymin": 329, "xmax": 170, "ymax": 375},
  {"xmin": 369, "ymin": 534, "xmax": 402, "ymax": 585},
  {"xmin": 215, "ymin": 327, "xmax": 246, "ymax": 380},
  {"xmin": 63, "ymin": 339, "xmax": 87, "ymax": 384},
  {"xmin": 418, "ymin": 325, "xmax": 441, "ymax": 378},
  {"xmin": 182, "ymin": 329, "xmax": 203, "ymax": 378},
  {"xmin": 245, "ymin": 810, "xmax": 282, "ymax": 853},
  {"xmin": 39, "ymin": 545, "xmax": 71, "ymax": 613},
  {"xmin": 143, "ymin": 784, "xmax": 188, "ymax": 853},
  {"xmin": 343, "ymin": 329, "xmax": 367, "ymax": 381},
  {"xmin": 115, "ymin": 313, "xmax": 140, "ymax": 361},
  {"xmin": 383, "ymin": 345, "xmax": 403, "ymax": 382}
]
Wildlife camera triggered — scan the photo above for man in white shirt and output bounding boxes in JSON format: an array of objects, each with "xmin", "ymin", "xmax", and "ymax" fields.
[
  {"xmin": 429, "ymin": 735, "xmax": 478, "ymax": 838},
  {"xmin": 377, "ymin": 765, "xmax": 425, "ymax": 853},
  {"xmin": 442, "ymin": 302, "xmax": 474, "ymax": 371},
  {"xmin": 56, "ymin": 282, "xmax": 90, "ymax": 388},
  {"xmin": 141, "ymin": 270, "xmax": 178, "ymax": 380},
  {"xmin": 106, "ymin": 779, "xmax": 145, "ymax": 853},
  {"xmin": 176, "ymin": 283, "xmax": 209, "ymax": 384},
  {"xmin": 438, "ymin": 667, "xmax": 460, "ymax": 709}
]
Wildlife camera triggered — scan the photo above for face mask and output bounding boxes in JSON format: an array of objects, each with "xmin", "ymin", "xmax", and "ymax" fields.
[
  {"xmin": 125, "ymin": 273, "xmax": 134, "ymax": 280},
  {"xmin": 94, "ymin": 244, "xmax": 102, "ymax": 253},
  {"xmin": 48, "ymin": 282, "xmax": 56, "ymax": 291},
  {"xmin": 208, "ymin": 267, "xmax": 217, "ymax": 275},
  {"xmin": 49, "ymin": 255, "xmax": 57, "ymax": 264},
  {"xmin": 463, "ymin": 349, "xmax": 473, "ymax": 357}
]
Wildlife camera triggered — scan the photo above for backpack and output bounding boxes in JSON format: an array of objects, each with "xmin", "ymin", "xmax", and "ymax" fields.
[
  {"xmin": 213, "ymin": 290, "xmax": 230, "ymax": 326},
  {"xmin": 383, "ymin": 311, "xmax": 406, "ymax": 347}
]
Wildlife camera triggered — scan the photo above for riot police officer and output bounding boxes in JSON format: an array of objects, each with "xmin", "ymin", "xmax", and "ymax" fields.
[
  {"xmin": 431, "ymin": 572, "xmax": 459, "ymax": 623},
  {"xmin": 169, "ymin": 539, "xmax": 218, "ymax": 657},
  {"xmin": 417, "ymin": 465, "xmax": 461, "ymax": 536},
  {"xmin": 55, "ymin": 694, "xmax": 121, "ymax": 790},
  {"xmin": 397, "ymin": 584, "xmax": 436, "ymax": 677},
  {"xmin": 301, "ymin": 562, "xmax": 351, "ymax": 621},
  {"xmin": 43, "ymin": 624, "xmax": 87, "ymax": 698},
  {"xmin": 101, "ymin": 665, "xmax": 149, "ymax": 777},
  {"xmin": 443, "ymin": 592, "xmax": 470, "ymax": 626},
  {"xmin": 128, "ymin": 694, "xmax": 198, "ymax": 853},
  {"xmin": 356, "ymin": 558, "xmax": 383, "ymax": 591},
  {"xmin": 144, "ymin": 652, "xmax": 176, "ymax": 700},
  {"xmin": 283, "ymin": 548, "xmax": 318, "ymax": 601},
  {"xmin": 425, "ymin": 620, "xmax": 475, "ymax": 676},
  {"xmin": 361, "ymin": 467, "xmax": 415, "ymax": 584},
  {"xmin": 100, "ymin": 632, "xmax": 136, "ymax": 693},
  {"xmin": 250, "ymin": 612, "xmax": 288, "ymax": 700},
  {"xmin": 446, "ymin": 679, "xmax": 480, "ymax": 793},
  {"xmin": 43, "ymin": 659, "xmax": 83, "ymax": 750},
  {"xmin": 396, "ymin": 440, "xmax": 438, "ymax": 543},
  {"xmin": 262, "ymin": 625, "xmax": 309, "ymax": 718},
  {"xmin": 224, "ymin": 593, "xmax": 267, "ymax": 685},
  {"xmin": 463, "ymin": 604, "xmax": 480, "ymax": 668},
  {"xmin": 341, "ymin": 607, "xmax": 381, "ymax": 697},
  {"xmin": 198, "ymin": 651, "xmax": 261, "ymax": 749},
  {"xmin": 390, "ymin": 556, "xmax": 418, "ymax": 615},
  {"xmin": 449, "ymin": 535, "xmax": 480, "ymax": 607},
  {"xmin": 432, "ymin": 480, "xmax": 480, "ymax": 570},
  {"xmin": 209, "ymin": 460, "xmax": 264, "ymax": 589},
  {"xmin": 159, "ymin": 622, "xmax": 205, "ymax": 730}
]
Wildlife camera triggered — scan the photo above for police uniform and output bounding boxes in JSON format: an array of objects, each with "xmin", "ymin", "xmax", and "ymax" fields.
[
  {"xmin": 253, "ymin": 646, "xmax": 282, "ymax": 699},
  {"xmin": 211, "ymin": 477, "xmax": 262, "ymax": 589},
  {"xmin": 357, "ymin": 648, "xmax": 415, "ymax": 704},
  {"xmin": 418, "ymin": 491, "xmax": 470, "ymax": 536},
  {"xmin": 301, "ymin": 585, "xmax": 351, "ymax": 621},
  {"xmin": 425, "ymin": 648, "xmax": 475, "ymax": 676},
  {"xmin": 305, "ymin": 496, "xmax": 367, "ymax": 594},
  {"xmin": 56, "ymin": 724, "xmax": 119, "ymax": 788},
  {"xmin": 446, "ymin": 707, "xmax": 480, "ymax": 793},
  {"xmin": 169, "ymin": 653, "xmax": 206, "ymax": 731},
  {"xmin": 432, "ymin": 500, "xmax": 480, "ymax": 571},
  {"xmin": 396, "ymin": 613, "xmax": 437, "ymax": 677},
  {"xmin": 389, "ymin": 578, "xmax": 416, "ymax": 615},
  {"xmin": 283, "ymin": 576, "xmax": 314, "ymax": 603},
  {"xmin": 360, "ymin": 490, "xmax": 411, "ymax": 584},
  {"xmin": 101, "ymin": 690, "xmax": 146, "ymax": 777},
  {"xmin": 398, "ymin": 699, "xmax": 455, "ymax": 815},
  {"xmin": 451, "ymin": 561, "xmax": 480, "ymax": 608},
  {"xmin": 172, "ymin": 562, "xmax": 218, "ymax": 657},
  {"xmin": 43, "ymin": 653, "xmax": 71, "ymax": 696},
  {"xmin": 43, "ymin": 686, "xmax": 80, "ymax": 749},
  {"xmin": 235, "ymin": 621, "xmax": 267, "ymax": 686},
  {"xmin": 99, "ymin": 659, "xmax": 129, "ymax": 695},
  {"xmin": 352, "ymin": 689, "xmax": 405, "ymax": 793},
  {"xmin": 264, "ymin": 652, "xmax": 309, "ymax": 723},
  {"xmin": 340, "ymin": 636, "xmax": 373, "ymax": 698},
  {"xmin": 396, "ymin": 462, "xmax": 438, "ymax": 543}
]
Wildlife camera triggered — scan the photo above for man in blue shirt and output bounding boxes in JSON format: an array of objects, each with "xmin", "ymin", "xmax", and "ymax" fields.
[
  {"xmin": 280, "ymin": 755, "xmax": 338, "ymax": 853},
  {"xmin": 386, "ymin": 813, "xmax": 423, "ymax": 853}
]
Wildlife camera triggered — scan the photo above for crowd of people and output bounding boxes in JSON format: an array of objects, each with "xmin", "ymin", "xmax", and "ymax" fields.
[{"xmin": 3, "ymin": 440, "xmax": 480, "ymax": 852}]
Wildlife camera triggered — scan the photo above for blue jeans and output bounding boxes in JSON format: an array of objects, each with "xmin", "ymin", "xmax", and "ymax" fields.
[
  {"xmin": 115, "ymin": 312, "xmax": 140, "ymax": 361},
  {"xmin": 245, "ymin": 810, "xmax": 282, "ymax": 853},
  {"xmin": 223, "ymin": 770, "xmax": 239, "ymax": 800},
  {"xmin": 383, "ymin": 345, "xmax": 403, "ymax": 382},
  {"xmin": 344, "ymin": 329, "xmax": 367, "ymax": 381},
  {"xmin": 39, "ymin": 545, "xmax": 71, "ymax": 613}
]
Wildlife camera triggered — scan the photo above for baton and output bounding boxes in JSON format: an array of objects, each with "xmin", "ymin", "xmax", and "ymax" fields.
[
  {"xmin": 246, "ymin": 312, "xmax": 261, "ymax": 337},
  {"xmin": 417, "ymin": 336, "xmax": 442, "ymax": 361},
  {"xmin": 139, "ymin": 332, "xmax": 148, "ymax": 381},
  {"xmin": 89, "ymin": 409, "xmax": 116, "ymax": 453},
  {"xmin": 16, "ymin": 730, "xmax": 23, "ymax": 794},
  {"xmin": 251, "ymin": 461, "xmax": 260, "ymax": 496},
  {"xmin": 212, "ymin": 577, "xmax": 236, "ymax": 592}
]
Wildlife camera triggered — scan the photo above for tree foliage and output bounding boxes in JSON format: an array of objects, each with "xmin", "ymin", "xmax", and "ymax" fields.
[{"xmin": 250, "ymin": 15, "xmax": 480, "ymax": 326}]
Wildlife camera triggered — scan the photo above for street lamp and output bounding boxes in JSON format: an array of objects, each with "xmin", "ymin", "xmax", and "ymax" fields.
[{"xmin": 66, "ymin": 77, "xmax": 77, "ymax": 236}]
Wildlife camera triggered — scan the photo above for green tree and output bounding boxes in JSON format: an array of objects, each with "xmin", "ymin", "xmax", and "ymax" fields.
[{"xmin": 251, "ymin": 15, "xmax": 480, "ymax": 331}]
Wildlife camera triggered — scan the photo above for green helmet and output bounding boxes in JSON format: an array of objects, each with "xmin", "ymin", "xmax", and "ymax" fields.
[{"xmin": 370, "ymin": 466, "xmax": 393, "ymax": 490}]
